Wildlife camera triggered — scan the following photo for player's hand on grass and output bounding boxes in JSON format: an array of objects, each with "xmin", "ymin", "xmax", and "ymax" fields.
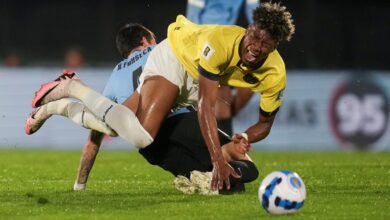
[{"xmin": 211, "ymin": 158, "xmax": 241, "ymax": 191}]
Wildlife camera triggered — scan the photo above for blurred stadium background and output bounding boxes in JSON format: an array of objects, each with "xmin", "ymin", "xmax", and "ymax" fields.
[{"xmin": 1, "ymin": 0, "xmax": 390, "ymax": 151}]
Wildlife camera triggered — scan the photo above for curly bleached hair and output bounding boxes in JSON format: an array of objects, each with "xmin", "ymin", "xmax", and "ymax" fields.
[{"xmin": 252, "ymin": 2, "xmax": 295, "ymax": 42}]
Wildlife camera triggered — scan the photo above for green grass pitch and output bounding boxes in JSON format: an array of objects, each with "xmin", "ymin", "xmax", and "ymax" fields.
[{"xmin": 0, "ymin": 150, "xmax": 389, "ymax": 219}]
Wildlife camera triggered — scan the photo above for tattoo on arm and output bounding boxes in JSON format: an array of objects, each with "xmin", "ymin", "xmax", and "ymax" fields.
[{"xmin": 76, "ymin": 130, "xmax": 105, "ymax": 184}]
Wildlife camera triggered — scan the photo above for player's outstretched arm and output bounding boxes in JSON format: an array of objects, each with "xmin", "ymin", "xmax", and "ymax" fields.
[
  {"xmin": 73, "ymin": 130, "xmax": 105, "ymax": 191},
  {"xmin": 221, "ymin": 134, "xmax": 251, "ymax": 162},
  {"xmin": 245, "ymin": 112, "xmax": 277, "ymax": 143},
  {"xmin": 197, "ymin": 74, "xmax": 240, "ymax": 191}
]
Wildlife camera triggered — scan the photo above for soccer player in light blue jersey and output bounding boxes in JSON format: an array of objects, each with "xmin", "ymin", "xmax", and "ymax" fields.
[
  {"xmin": 25, "ymin": 23, "xmax": 157, "ymax": 189},
  {"xmin": 74, "ymin": 24, "xmax": 156, "ymax": 190},
  {"xmin": 186, "ymin": 0, "xmax": 259, "ymax": 25},
  {"xmin": 103, "ymin": 26, "xmax": 156, "ymax": 104}
]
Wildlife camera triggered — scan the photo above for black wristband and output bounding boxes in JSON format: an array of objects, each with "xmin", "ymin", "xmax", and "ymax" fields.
[{"xmin": 260, "ymin": 107, "xmax": 279, "ymax": 117}]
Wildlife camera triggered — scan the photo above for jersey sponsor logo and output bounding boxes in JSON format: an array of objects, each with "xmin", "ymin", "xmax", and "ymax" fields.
[
  {"xmin": 117, "ymin": 47, "xmax": 152, "ymax": 71},
  {"xmin": 203, "ymin": 47, "xmax": 210, "ymax": 56},
  {"xmin": 142, "ymin": 46, "xmax": 152, "ymax": 55},
  {"xmin": 202, "ymin": 43, "xmax": 214, "ymax": 61}
]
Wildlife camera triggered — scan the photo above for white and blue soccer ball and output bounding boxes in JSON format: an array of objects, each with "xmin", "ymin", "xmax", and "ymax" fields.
[{"xmin": 258, "ymin": 170, "xmax": 306, "ymax": 215}]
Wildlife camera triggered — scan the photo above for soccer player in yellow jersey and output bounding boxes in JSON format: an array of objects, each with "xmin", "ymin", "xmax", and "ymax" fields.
[{"xmin": 29, "ymin": 2, "xmax": 295, "ymax": 192}]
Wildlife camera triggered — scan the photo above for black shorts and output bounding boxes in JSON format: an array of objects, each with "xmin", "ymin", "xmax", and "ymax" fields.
[{"xmin": 139, "ymin": 111, "xmax": 231, "ymax": 177}]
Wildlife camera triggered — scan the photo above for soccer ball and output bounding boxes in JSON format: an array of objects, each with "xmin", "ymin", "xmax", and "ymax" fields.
[{"xmin": 258, "ymin": 170, "xmax": 306, "ymax": 215}]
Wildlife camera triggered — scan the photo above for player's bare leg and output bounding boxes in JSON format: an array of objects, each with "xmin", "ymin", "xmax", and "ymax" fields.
[
  {"xmin": 135, "ymin": 76, "xmax": 179, "ymax": 138},
  {"xmin": 121, "ymin": 91, "xmax": 140, "ymax": 113}
]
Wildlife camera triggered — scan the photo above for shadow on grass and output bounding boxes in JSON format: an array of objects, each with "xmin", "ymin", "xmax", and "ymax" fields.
[{"xmin": 18, "ymin": 188, "xmax": 222, "ymax": 211}]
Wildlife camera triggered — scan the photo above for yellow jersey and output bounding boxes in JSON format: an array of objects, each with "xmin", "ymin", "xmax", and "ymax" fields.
[{"xmin": 168, "ymin": 15, "xmax": 286, "ymax": 114}]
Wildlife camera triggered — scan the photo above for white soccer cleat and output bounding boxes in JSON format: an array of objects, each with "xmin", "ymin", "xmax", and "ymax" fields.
[
  {"xmin": 190, "ymin": 171, "xmax": 219, "ymax": 195},
  {"xmin": 32, "ymin": 70, "xmax": 80, "ymax": 108},
  {"xmin": 173, "ymin": 171, "xmax": 219, "ymax": 195},
  {"xmin": 24, "ymin": 107, "xmax": 51, "ymax": 135},
  {"xmin": 173, "ymin": 175, "xmax": 196, "ymax": 195}
]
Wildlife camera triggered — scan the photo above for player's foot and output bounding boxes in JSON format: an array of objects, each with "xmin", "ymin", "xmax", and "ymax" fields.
[
  {"xmin": 173, "ymin": 171, "xmax": 218, "ymax": 195},
  {"xmin": 73, "ymin": 182, "xmax": 86, "ymax": 191},
  {"xmin": 173, "ymin": 175, "xmax": 196, "ymax": 195},
  {"xmin": 32, "ymin": 70, "xmax": 80, "ymax": 108},
  {"xmin": 24, "ymin": 107, "xmax": 51, "ymax": 135},
  {"xmin": 190, "ymin": 171, "xmax": 219, "ymax": 195}
]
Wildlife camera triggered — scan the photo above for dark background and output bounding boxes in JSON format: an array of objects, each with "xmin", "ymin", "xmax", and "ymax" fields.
[{"xmin": 0, "ymin": 0, "xmax": 389, "ymax": 69}]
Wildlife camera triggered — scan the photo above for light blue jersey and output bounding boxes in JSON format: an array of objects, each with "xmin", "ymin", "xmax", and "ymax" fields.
[
  {"xmin": 103, "ymin": 46, "xmax": 155, "ymax": 104},
  {"xmin": 186, "ymin": 0, "xmax": 259, "ymax": 25}
]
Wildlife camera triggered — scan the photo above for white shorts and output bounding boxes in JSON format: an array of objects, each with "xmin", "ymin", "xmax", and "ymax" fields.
[{"xmin": 137, "ymin": 39, "xmax": 199, "ymax": 111}]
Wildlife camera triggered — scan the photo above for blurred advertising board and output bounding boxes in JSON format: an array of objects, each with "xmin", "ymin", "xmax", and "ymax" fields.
[
  {"xmin": 1, "ymin": 68, "xmax": 389, "ymax": 150},
  {"xmin": 235, "ymin": 70, "xmax": 390, "ymax": 150}
]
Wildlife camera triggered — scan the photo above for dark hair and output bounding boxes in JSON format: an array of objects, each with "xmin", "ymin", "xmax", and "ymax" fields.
[
  {"xmin": 116, "ymin": 23, "xmax": 155, "ymax": 58},
  {"xmin": 252, "ymin": 2, "xmax": 295, "ymax": 42}
]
